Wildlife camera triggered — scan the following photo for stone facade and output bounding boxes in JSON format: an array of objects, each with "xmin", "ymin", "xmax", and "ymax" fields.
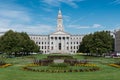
[
  {"xmin": 29, "ymin": 10, "xmax": 84, "ymax": 54},
  {"xmin": 115, "ymin": 30, "xmax": 120, "ymax": 52}
]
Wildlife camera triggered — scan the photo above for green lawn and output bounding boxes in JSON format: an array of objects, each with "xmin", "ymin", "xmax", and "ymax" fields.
[{"xmin": 0, "ymin": 54, "xmax": 120, "ymax": 80}]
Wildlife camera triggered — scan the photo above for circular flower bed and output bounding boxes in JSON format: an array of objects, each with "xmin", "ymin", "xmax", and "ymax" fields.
[
  {"xmin": 108, "ymin": 61, "xmax": 120, "ymax": 68},
  {"xmin": 0, "ymin": 64, "xmax": 12, "ymax": 68},
  {"xmin": 22, "ymin": 63, "xmax": 100, "ymax": 73},
  {"xmin": 108, "ymin": 64, "xmax": 120, "ymax": 68},
  {"xmin": 22, "ymin": 55, "xmax": 100, "ymax": 73},
  {"xmin": 0, "ymin": 60, "xmax": 12, "ymax": 68}
]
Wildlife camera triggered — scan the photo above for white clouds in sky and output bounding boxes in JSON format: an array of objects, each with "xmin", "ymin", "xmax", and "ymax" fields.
[
  {"xmin": 0, "ymin": 1, "xmax": 55, "ymax": 34},
  {"xmin": 113, "ymin": 0, "xmax": 120, "ymax": 4},
  {"xmin": 0, "ymin": 23, "xmax": 54, "ymax": 34},
  {"xmin": 41, "ymin": 0, "xmax": 84, "ymax": 8},
  {"xmin": 110, "ymin": 0, "xmax": 120, "ymax": 5},
  {"xmin": 68, "ymin": 24, "xmax": 102, "ymax": 29},
  {"xmin": 11, "ymin": 24, "xmax": 54, "ymax": 34},
  {"xmin": 0, "ymin": 9, "xmax": 31, "ymax": 22},
  {"xmin": 40, "ymin": 0, "xmax": 84, "ymax": 11}
]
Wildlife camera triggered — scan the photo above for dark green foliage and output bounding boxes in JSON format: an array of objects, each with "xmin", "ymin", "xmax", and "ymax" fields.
[
  {"xmin": 49, "ymin": 63, "xmax": 68, "ymax": 68},
  {"xmin": 78, "ymin": 31, "xmax": 114, "ymax": 56},
  {"xmin": 33, "ymin": 59, "xmax": 53, "ymax": 66},
  {"xmin": 0, "ymin": 60, "xmax": 6, "ymax": 66},
  {"xmin": 0, "ymin": 30, "xmax": 39, "ymax": 56},
  {"xmin": 115, "ymin": 60, "xmax": 120, "ymax": 65},
  {"xmin": 47, "ymin": 55, "xmax": 73, "ymax": 59}
]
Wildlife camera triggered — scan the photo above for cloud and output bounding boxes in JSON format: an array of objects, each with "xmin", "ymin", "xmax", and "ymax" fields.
[
  {"xmin": 110, "ymin": 0, "xmax": 120, "ymax": 5},
  {"xmin": 63, "ymin": 15, "xmax": 71, "ymax": 22},
  {"xmin": 0, "ymin": 9, "xmax": 31, "ymax": 22},
  {"xmin": 68, "ymin": 25, "xmax": 89, "ymax": 29},
  {"xmin": 0, "ymin": 0, "xmax": 55, "ymax": 34},
  {"xmin": 41, "ymin": 0, "xmax": 84, "ymax": 8},
  {"xmin": 114, "ymin": 0, "xmax": 120, "ymax": 4},
  {"xmin": 0, "ymin": 23, "xmax": 55, "ymax": 34},
  {"xmin": 92, "ymin": 24, "xmax": 102, "ymax": 28},
  {"xmin": 68, "ymin": 24, "xmax": 102, "ymax": 29}
]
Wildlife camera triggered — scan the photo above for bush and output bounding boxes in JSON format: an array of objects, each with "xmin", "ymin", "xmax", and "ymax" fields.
[
  {"xmin": 0, "ymin": 60, "xmax": 6, "ymax": 66},
  {"xmin": 115, "ymin": 61, "xmax": 120, "ymax": 65},
  {"xmin": 49, "ymin": 63, "xmax": 68, "ymax": 68},
  {"xmin": 47, "ymin": 55, "xmax": 73, "ymax": 59}
]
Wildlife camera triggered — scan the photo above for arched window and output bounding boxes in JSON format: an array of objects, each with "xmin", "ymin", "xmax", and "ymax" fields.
[{"xmin": 59, "ymin": 37, "xmax": 61, "ymax": 40}]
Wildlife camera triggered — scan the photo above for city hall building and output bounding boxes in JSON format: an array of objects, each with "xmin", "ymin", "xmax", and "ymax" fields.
[
  {"xmin": 115, "ymin": 29, "xmax": 120, "ymax": 53},
  {"xmin": 29, "ymin": 10, "xmax": 84, "ymax": 54}
]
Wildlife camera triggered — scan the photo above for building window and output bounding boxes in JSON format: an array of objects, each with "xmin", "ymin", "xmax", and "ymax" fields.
[
  {"xmin": 59, "ymin": 37, "xmax": 61, "ymax": 40},
  {"xmin": 51, "ymin": 37, "xmax": 53, "ymax": 39},
  {"xmin": 77, "ymin": 42, "xmax": 78, "ymax": 44},
  {"xmin": 42, "ymin": 46, "xmax": 43, "ymax": 49},
  {"xmin": 45, "ymin": 46, "xmax": 46, "ymax": 49},
  {"xmin": 36, "ymin": 42, "xmax": 38, "ymax": 44},
  {"xmin": 67, "ymin": 46, "xmax": 69, "ymax": 50},
  {"xmin": 67, "ymin": 37, "xmax": 69, "ymax": 39},
  {"xmin": 42, "ymin": 42, "xmax": 43, "ymax": 44},
  {"xmin": 59, "ymin": 43, "xmax": 61, "ymax": 50},
  {"xmin": 39, "ymin": 42, "xmax": 40, "ymax": 44},
  {"xmin": 51, "ymin": 42, "xmax": 53, "ymax": 44},
  {"xmin": 71, "ymin": 46, "xmax": 72, "ymax": 49},
  {"xmin": 74, "ymin": 42, "xmax": 75, "ymax": 44},
  {"xmin": 63, "ymin": 37, "xmax": 65, "ymax": 40},
  {"xmin": 71, "ymin": 42, "xmax": 72, "ymax": 44},
  {"xmin": 74, "ymin": 46, "xmax": 75, "ymax": 49},
  {"xmin": 67, "ymin": 42, "xmax": 69, "ymax": 44},
  {"xmin": 51, "ymin": 46, "xmax": 53, "ymax": 50},
  {"xmin": 55, "ymin": 37, "xmax": 57, "ymax": 40},
  {"xmin": 45, "ymin": 42, "xmax": 46, "ymax": 44}
]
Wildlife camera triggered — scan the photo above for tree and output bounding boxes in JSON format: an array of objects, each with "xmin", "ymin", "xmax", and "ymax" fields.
[
  {"xmin": 0, "ymin": 30, "xmax": 39, "ymax": 56},
  {"xmin": 78, "ymin": 31, "xmax": 114, "ymax": 56}
]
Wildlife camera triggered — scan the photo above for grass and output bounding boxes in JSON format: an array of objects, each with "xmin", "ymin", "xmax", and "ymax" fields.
[{"xmin": 0, "ymin": 54, "xmax": 120, "ymax": 80}]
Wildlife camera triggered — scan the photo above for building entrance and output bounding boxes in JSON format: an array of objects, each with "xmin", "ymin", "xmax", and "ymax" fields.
[{"xmin": 59, "ymin": 43, "xmax": 61, "ymax": 50}]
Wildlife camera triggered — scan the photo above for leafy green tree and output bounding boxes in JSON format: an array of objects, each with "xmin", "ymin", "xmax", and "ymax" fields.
[
  {"xmin": 0, "ymin": 30, "xmax": 39, "ymax": 56},
  {"xmin": 78, "ymin": 31, "xmax": 114, "ymax": 56}
]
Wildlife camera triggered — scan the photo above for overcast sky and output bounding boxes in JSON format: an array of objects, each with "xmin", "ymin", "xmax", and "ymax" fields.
[{"xmin": 0, "ymin": 0, "xmax": 120, "ymax": 34}]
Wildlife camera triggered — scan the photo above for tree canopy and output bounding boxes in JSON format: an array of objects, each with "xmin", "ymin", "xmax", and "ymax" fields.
[
  {"xmin": 78, "ymin": 31, "xmax": 114, "ymax": 56},
  {"xmin": 0, "ymin": 30, "xmax": 39, "ymax": 56}
]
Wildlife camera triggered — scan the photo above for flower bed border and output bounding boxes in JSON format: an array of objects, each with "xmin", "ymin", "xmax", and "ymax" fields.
[
  {"xmin": 22, "ymin": 63, "xmax": 100, "ymax": 73},
  {"xmin": 0, "ymin": 64, "xmax": 12, "ymax": 68},
  {"xmin": 108, "ymin": 64, "xmax": 120, "ymax": 68}
]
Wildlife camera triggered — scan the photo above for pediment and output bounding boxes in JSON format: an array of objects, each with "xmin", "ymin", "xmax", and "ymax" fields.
[{"xmin": 51, "ymin": 31, "xmax": 70, "ymax": 35}]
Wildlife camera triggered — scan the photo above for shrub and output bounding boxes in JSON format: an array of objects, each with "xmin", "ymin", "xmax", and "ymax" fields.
[
  {"xmin": 0, "ymin": 60, "xmax": 6, "ymax": 66},
  {"xmin": 49, "ymin": 63, "xmax": 68, "ymax": 68},
  {"xmin": 47, "ymin": 55, "xmax": 73, "ymax": 59},
  {"xmin": 0, "ymin": 64, "xmax": 12, "ymax": 68},
  {"xmin": 109, "ymin": 64, "xmax": 120, "ymax": 68}
]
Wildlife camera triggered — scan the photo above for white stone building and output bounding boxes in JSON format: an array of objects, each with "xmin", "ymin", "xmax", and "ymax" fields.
[
  {"xmin": 115, "ymin": 29, "xmax": 120, "ymax": 53},
  {"xmin": 29, "ymin": 10, "xmax": 84, "ymax": 54}
]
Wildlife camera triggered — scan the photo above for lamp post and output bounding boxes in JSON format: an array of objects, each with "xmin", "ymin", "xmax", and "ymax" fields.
[
  {"xmin": 21, "ymin": 48, "xmax": 23, "ymax": 58},
  {"xmin": 96, "ymin": 48, "xmax": 98, "ymax": 56}
]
